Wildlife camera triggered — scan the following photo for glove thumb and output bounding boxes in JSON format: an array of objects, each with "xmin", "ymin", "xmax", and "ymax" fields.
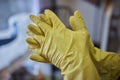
[
  {"xmin": 69, "ymin": 10, "xmax": 87, "ymax": 31},
  {"xmin": 29, "ymin": 54, "xmax": 50, "ymax": 63}
]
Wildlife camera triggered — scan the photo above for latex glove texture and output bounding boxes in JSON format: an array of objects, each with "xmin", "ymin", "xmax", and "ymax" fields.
[
  {"xmin": 70, "ymin": 11, "xmax": 120, "ymax": 80},
  {"xmin": 26, "ymin": 10, "xmax": 120, "ymax": 80},
  {"xmin": 27, "ymin": 10, "xmax": 100, "ymax": 80}
]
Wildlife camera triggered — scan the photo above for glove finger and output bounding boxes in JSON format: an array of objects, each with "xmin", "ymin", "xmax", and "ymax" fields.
[
  {"xmin": 26, "ymin": 38, "xmax": 38, "ymax": 44},
  {"xmin": 74, "ymin": 10, "xmax": 83, "ymax": 18},
  {"xmin": 69, "ymin": 15, "xmax": 87, "ymax": 31},
  {"xmin": 27, "ymin": 29, "xmax": 34, "ymax": 36},
  {"xmin": 28, "ymin": 24, "xmax": 44, "ymax": 35},
  {"xmin": 26, "ymin": 35, "xmax": 45, "ymax": 48},
  {"xmin": 74, "ymin": 11, "xmax": 87, "ymax": 30},
  {"xmin": 45, "ymin": 9, "xmax": 65, "ymax": 29},
  {"xmin": 26, "ymin": 38, "xmax": 40, "ymax": 48},
  {"xmin": 30, "ymin": 15, "xmax": 40, "ymax": 24},
  {"xmin": 34, "ymin": 35, "xmax": 45, "ymax": 45},
  {"xmin": 69, "ymin": 10, "xmax": 87, "ymax": 31},
  {"xmin": 28, "ymin": 45, "xmax": 39, "ymax": 50},
  {"xmin": 30, "ymin": 15, "xmax": 51, "ymax": 33},
  {"xmin": 39, "ymin": 14, "xmax": 52, "ymax": 26},
  {"xmin": 69, "ymin": 16, "xmax": 79, "ymax": 31},
  {"xmin": 37, "ymin": 20, "xmax": 51, "ymax": 34},
  {"xmin": 29, "ymin": 54, "xmax": 50, "ymax": 63}
]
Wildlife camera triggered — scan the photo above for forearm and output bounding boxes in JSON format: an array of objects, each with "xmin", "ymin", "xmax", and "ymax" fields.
[
  {"xmin": 93, "ymin": 48, "xmax": 120, "ymax": 79},
  {"xmin": 60, "ymin": 54, "xmax": 100, "ymax": 80},
  {"xmin": 63, "ymin": 67, "xmax": 100, "ymax": 80},
  {"xmin": 94, "ymin": 48, "xmax": 120, "ymax": 63}
]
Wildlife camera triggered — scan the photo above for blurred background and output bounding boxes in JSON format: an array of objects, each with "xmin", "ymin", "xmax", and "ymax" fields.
[{"xmin": 0, "ymin": 0, "xmax": 120, "ymax": 80}]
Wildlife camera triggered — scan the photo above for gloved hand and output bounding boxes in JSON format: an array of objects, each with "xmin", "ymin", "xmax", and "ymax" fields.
[
  {"xmin": 27, "ymin": 10, "xmax": 100, "ymax": 80},
  {"xmin": 27, "ymin": 10, "xmax": 120, "ymax": 80},
  {"xmin": 93, "ymin": 48, "xmax": 120, "ymax": 80},
  {"xmin": 68, "ymin": 11, "xmax": 120, "ymax": 80}
]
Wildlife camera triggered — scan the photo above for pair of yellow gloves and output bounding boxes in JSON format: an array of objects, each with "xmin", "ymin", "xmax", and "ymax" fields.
[{"xmin": 26, "ymin": 10, "xmax": 120, "ymax": 80}]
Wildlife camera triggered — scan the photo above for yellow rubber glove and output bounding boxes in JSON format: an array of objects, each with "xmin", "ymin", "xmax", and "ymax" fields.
[
  {"xmin": 93, "ymin": 49, "xmax": 120, "ymax": 80},
  {"xmin": 26, "ymin": 21, "xmax": 50, "ymax": 63},
  {"xmin": 27, "ymin": 10, "xmax": 100, "ymax": 80},
  {"xmin": 69, "ymin": 11, "xmax": 120, "ymax": 80},
  {"xmin": 27, "ymin": 10, "xmax": 120, "ymax": 80}
]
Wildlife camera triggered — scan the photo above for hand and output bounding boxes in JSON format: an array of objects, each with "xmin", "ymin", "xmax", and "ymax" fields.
[{"xmin": 26, "ymin": 10, "xmax": 100, "ymax": 80}]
